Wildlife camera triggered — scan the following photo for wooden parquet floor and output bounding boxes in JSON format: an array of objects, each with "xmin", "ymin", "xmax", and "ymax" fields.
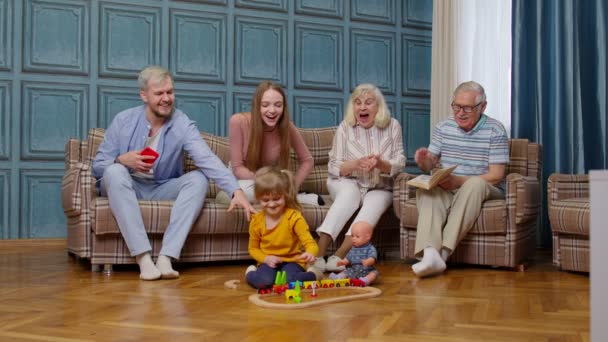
[{"xmin": 0, "ymin": 240, "xmax": 589, "ymax": 342}]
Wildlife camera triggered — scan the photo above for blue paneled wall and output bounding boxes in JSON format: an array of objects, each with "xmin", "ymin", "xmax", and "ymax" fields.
[{"xmin": 0, "ymin": 0, "xmax": 432, "ymax": 238}]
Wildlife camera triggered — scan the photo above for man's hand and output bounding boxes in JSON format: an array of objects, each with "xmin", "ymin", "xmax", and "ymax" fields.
[
  {"xmin": 263, "ymin": 255, "xmax": 282, "ymax": 268},
  {"xmin": 295, "ymin": 252, "xmax": 315, "ymax": 264},
  {"xmin": 414, "ymin": 148, "xmax": 437, "ymax": 172},
  {"xmin": 116, "ymin": 151, "xmax": 156, "ymax": 172},
  {"xmin": 227, "ymin": 189, "xmax": 257, "ymax": 221}
]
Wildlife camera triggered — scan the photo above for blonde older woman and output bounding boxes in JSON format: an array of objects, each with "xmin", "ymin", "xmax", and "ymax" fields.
[{"xmin": 313, "ymin": 84, "xmax": 406, "ymax": 272}]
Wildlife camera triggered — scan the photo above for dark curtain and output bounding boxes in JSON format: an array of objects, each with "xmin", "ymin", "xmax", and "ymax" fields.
[{"xmin": 512, "ymin": 0, "xmax": 607, "ymax": 246}]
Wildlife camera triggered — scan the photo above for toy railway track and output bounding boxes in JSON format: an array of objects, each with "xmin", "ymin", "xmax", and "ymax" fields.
[{"xmin": 248, "ymin": 286, "xmax": 381, "ymax": 309}]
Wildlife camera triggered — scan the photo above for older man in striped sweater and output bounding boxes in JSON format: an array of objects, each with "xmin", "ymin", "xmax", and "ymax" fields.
[{"xmin": 412, "ymin": 81, "xmax": 509, "ymax": 277}]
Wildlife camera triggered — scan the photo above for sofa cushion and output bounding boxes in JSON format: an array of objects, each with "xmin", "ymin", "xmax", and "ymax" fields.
[
  {"xmin": 401, "ymin": 198, "xmax": 507, "ymax": 234},
  {"xmin": 548, "ymin": 197, "xmax": 590, "ymax": 236},
  {"xmin": 292, "ymin": 127, "xmax": 336, "ymax": 194}
]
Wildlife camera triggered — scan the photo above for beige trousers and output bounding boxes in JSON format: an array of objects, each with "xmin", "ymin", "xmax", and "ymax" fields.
[{"xmin": 414, "ymin": 176, "xmax": 504, "ymax": 257}]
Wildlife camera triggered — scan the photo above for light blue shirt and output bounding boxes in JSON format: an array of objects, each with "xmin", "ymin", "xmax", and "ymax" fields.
[
  {"xmin": 92, "ymin": 105, "xmax": 240, "ymax": 197},
  {"xmin": 429, "ymin": 114, "xmax": 509, "ymax": 192}
]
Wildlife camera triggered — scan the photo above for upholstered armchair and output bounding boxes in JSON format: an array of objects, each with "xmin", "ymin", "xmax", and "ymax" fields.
[
  {"xmin": 394, "ymin": 139, "xmax": 542, "ymax": 269},
  {"xmin": 547, "ymin": 174, "xmax": 589, "ymax": 272}
]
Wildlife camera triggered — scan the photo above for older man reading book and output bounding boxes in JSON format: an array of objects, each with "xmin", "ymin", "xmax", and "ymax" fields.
[{"xmin": 411, "ymin": 81, "xmax": 509, "ymax": 278}]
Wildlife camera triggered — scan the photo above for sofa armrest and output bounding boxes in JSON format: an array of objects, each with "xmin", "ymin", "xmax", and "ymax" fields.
[
  {"xmin": 506, "ymin": 173, "xmax": 540, "ymax": 226},
  {"xmin": 392, "ymin": 172, "xmax": 417, "ymax": 219},
  {"xmin": 62, "ymin": 162, "xmax": 96, "ymax": 217},
  {"xmin": 547, "ymin": 173, "xmax": 589, "ymax": 206}
]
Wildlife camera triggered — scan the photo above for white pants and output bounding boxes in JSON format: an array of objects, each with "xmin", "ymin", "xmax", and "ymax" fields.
[{"xmin": 316, "ymin": 178, "xmax": 393, "ymax": 241}]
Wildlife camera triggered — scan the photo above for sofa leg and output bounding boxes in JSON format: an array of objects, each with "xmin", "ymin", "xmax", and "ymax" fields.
[
  {"xmin": 516, "ymin": 263, "xmax": 526, "ymax": 272},
  {"xmin": 103, "ymin": 264, "xmax": 113, "ymax": 275},
  {"xmin": 91, "ymin": 264, "xmax": 101, "ymax": 272}
]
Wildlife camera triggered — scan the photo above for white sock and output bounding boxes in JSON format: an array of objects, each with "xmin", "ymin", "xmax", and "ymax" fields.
[
  {"xmin": 440, "ymin": 247, "xmax": 451, "ymax": 262},
  {"xmin": 412, "ymin": 247, "xmax": 446, "ymax": 277},
  {"xmin": 136, "ymin": 252, "xmax": 161, "ymax": 280},
  {"xmin": 156, "ymin": 255, "xmax": 179, "ymax": 279}
]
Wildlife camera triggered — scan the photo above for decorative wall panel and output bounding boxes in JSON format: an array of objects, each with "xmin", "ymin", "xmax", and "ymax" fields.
[
  {"xmin": 233, "ymin": 92, "xmax": 252, "ymax": 114},
  {"xmin": 98, "ymin": 86, "xmax": 141, "ymax": 128},
  {"xmin": 295, "ymin": 22, "xmax": 343, "ymax": 91},
  {"xmin": 0, "ymin": 0, "xmax": 12, "ymax": 71},
  {"xmin": 99, "ymin": 2, "xmax": 161, "ymax": 77},
  {"xmin": 350, "ymin": 28, "xmax": 395, "ymax": 95},
  {"xmin": 0, "ymin": 81, "xmax": 10, "ymax": 160},
  {"xmin": 351, "ymin": 0, "xmax": 395, "ymax": 25},
  {"xmin": 23, "ymin": 0, "xmax": 89, "ymax": 75},
  {"xmin": 170, "ymin": 9, "xmax": 226, "ymax": 83},
  {"xmin": 295, "ymin": 0, "xmax": 343, "ymax": 19},
  {"xmin": 236, "ymin": 0, "xmax": 288, "ymax": 13},
  {"xmin": 22, "ymin": 82, "xmax": 88, "ymax": 160},
  {"xmin": 235, "ymin": 16, "xmax": 287, "ymax": 86},
  {"xmin": 0, "ymin": 170, "xmax": 8, "ymax": 239},
  {"xmin": 401, "ymin": 101, "xmax": 430, "ymax": 162},
  {"xmin": 403, "ymin": 0, "xmax": 433, "ymax": 29},
  {"xmin": 176, "ymin": 90, "xmax": 226, "ymax": 134},
  {"xmin": 20, "ymin": 170, "xmax": 66, "ymax": 238},
  {"xmin": 402, "ymin": 31, "xmax": 432, "ymax": 96},
  {"xmin": 294, "ymin": 96, "xmax": 342, "ymax": 128}
]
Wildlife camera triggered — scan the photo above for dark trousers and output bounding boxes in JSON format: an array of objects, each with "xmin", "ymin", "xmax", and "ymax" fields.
[{"xmin": 246, "ymin": 262, "xmax": 315, "ymax": 289}]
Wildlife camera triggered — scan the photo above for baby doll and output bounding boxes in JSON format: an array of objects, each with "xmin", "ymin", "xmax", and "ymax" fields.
[{"xmin": 328, "ymin": 221, "xmax": 378, "ymax": 285}]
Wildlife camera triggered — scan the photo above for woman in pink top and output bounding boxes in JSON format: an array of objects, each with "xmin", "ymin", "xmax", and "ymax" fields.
[
  {"xmin": 312, "ymin": 83, "xmax": 406, "ymax": 273},
  {"xmin": 227, "ymin": 81, "xmax": 316, "ymax": 203}
]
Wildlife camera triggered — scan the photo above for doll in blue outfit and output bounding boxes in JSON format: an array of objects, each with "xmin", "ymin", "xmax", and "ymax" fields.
[{"xmin": 328, "ymin": 221, "xmax": 378, "ymax": 285}]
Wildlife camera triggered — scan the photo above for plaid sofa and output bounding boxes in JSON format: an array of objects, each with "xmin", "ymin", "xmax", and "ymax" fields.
[
  {"xmin": 394, "ymin": 139, "xmax": 542, "ymax": 269},
  {"xmin": 62, "ymin": 125, "xmax": 402, "ymax": 270},
  {"xmin": 547, "ymin": 174, "xmax": 589, "ymax": 272}
]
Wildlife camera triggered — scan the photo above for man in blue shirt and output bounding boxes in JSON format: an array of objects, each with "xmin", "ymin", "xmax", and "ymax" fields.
[
  {"xmin": 93, "ymin": 65, "xmax": 256, "ymax": 280},
  {"xmin": 412, "ymin": 81, "xmax": 509, "ymax": 278}
]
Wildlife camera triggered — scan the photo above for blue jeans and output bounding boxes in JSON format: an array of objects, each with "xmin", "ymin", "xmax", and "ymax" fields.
[
  {"xmin": 246, "ymin": 262, "xmax": 316, "ymax": 289},
  {"xmin": 100, "ymin": 164, "xmax": 208, "ymax": 259}
]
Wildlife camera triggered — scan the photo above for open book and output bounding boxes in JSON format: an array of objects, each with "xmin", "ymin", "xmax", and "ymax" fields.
[{"xmin": 406, "ymin": 165, "xmax": 458, "ymax": 190}]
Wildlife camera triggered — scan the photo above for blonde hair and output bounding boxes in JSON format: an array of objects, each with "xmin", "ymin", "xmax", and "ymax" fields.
[
  {"xmin": 344, "ymin": 83, "xmax": 391, "ymax": 129},
  {"xmin": 138, "ymin": 65, "xmax": 173, "ymax": 90},
  {"xmin": 254, "ymin": 166, "xmax": 301, "ymax": 212},
  {"xmin": 246, "ymin": 81, "xmax": 291, "ymax": 172}
]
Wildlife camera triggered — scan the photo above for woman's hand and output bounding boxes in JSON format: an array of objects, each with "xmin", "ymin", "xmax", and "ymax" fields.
[{"xmin": 263, "ymin": 255, "xmax": 282, "ymax": 268}]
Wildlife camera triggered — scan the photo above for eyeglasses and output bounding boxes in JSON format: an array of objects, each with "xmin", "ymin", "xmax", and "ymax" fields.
[{"xmin": 451, "ymin": 101, "xmax": 483, "ymax": 113}]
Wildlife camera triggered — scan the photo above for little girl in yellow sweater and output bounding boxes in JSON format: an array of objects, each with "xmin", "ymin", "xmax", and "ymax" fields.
[{"xmin": 245, "ymin": 166, "xmax": 322, "ymax": 289}]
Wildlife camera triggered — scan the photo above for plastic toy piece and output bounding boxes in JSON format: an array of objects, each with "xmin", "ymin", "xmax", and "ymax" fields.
[
  {"xmin": 310, "ymin": 280, "xmax": 317, "ymax": 297},
  {"xmin": 285, "ymin": 280, "xmax": 301, "ymax": 301}
]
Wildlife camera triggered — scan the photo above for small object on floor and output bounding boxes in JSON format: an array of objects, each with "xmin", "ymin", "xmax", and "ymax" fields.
[
  {"xmin": 311, "ymin": 280, "xmax": 317, "ymax": 297},
  {"xmin": 224, "ymin": 279, "xmax": 240, "ymax": 289}
]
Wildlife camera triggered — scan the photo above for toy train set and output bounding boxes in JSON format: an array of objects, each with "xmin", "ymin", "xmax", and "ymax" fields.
[
  {"xmin": 248, "ymin": 270, "xmax": 380, "ymax": 308},
  {"xmin": 257, "ymin": 271, "xmax": 366, "ymax": 296}
]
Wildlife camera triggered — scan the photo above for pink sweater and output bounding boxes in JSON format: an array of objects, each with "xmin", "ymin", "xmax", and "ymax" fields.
[{"xmin": 228, "ymin": 113, "xmax": 313, "ymax": 187}]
